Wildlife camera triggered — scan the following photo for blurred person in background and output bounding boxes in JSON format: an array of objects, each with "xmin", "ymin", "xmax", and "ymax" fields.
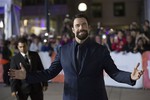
[
  {"xmin": 95, "ymin": 35, "xmax": 101, "ymax": 44},
  {"xmin": 2, "ymin": 40, "xmax": 12, "ymax": 86},
  {"xmin": 41, "ymin": 40, "xmax": 53, "ymax": 52},
  {"xmin": 135, "ymin": 33, "xmax": 150, "ymax": 52},
  {"xmin": 60, "ymin": 34, "xmax": 72, "ymax": 45},
  {"xmin": 133, "ymin": 37, "xmax": 146, "ymax": 54},
  {"xmin": 53, "ymin": 38, "xmax": 61, "ymax": 54},
  {"xmin": 41, "ymin": 39, "xmax": 54, "ymax": 57},
  {"xmin": 29, "ymin": 36, "xmax": 42, "ymax": 52},
  {"xmin": 101, "ymin": 34, "xmax": 111, "ymax": 52},
  {"xmin": 140, "ymin": 20, "xmax": 150, "ymax": 45},
  {"xmin": 9, "ymin": 37, "xmax": 19, "ymax": 56},
  {"xmin": 111, "ymin": 30, "xmax": 127, "ymax": 52},
  {"xmin": 122, "ymin": 34, "xmax": 135, "ymax": 53},
  {"xmin": 61, "ymin": 16, "xmax": 74, "ymax": 39}
]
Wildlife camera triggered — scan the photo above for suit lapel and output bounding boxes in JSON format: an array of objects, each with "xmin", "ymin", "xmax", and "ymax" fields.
[
  {"xmin": 28, "ymin": 51, "xmax": 32, "ymax": 70},
  {"xmin": 18, "ymin": 52, "xmax": 31, "ymax": 71},
  {"xmin": 18, "ymin": 53, "xmax": 28, "ymax": 67},
  {"xmin": 18, "ymin": 53, "xmax": 25, "ymax": 63}
]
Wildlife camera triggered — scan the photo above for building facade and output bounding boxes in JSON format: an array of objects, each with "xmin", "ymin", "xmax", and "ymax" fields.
[{"xmin": 20, "ymin": 0, "xmax": 146, "ymax": 35}]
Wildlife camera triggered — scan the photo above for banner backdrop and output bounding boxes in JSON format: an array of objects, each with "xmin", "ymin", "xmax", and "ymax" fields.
[
  {"xmin": 38, "ymin": 52, "xmax": 51, "ymax": 69},
  {"xmin": 142, "ymin": 51, "xmax": 150, "ymax": 89},
  {"xmin": 0, "ymin": 64, "xmax": 3, "ymax": 82},
  {"xmin": 104, "ymin": 52, "xmax": 143, "ymax": 88},
  {"xmin": 0, "ymin": 52, "xmax": 145, "ymax": 89},
  {"xmin": 0, "ymin": 54, "xmax": 3, "ymax": 82}
]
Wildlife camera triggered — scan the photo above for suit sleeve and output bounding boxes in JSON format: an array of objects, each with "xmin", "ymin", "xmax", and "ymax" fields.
[
  {"xmin": 10, "ymin": 57, "xmax": 20, "ymax": 92},
  {"xmin": 102, "ymin": 47, "xmax": 136, "ymax": 86},
  {"xmin": 26, "ymin": 49, "xmax": 62, "ymax": 84}
]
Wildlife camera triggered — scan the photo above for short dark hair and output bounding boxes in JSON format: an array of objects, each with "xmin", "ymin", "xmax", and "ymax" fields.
[
  {"xmin": 72, "ymin": 13, "xmax": 89, "ymax": 25},
  {"xmin": 17, "ymin": 37, "xmax": 28, "ymax": 45}
]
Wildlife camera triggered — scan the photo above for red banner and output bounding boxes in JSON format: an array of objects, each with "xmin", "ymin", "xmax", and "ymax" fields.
[
  {"xmin": 0, "ymin": 54, "xmax": 3, "ymax": 82},
  {"xmin": 142, "ymin": 51, "xmax": 150, "ymax": 89}
]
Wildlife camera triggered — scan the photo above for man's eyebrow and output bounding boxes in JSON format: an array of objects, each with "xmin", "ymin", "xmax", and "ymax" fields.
[
  {"xmin": 82, "ymin": 22, "xmax": 87, "ymax": 25},
  {"xmin": 75, "ymin": 24, "xmax": 80, "ymax": 26},
  {"xmin": 75, "ymin": 22, "xmax": 87, "ymax": 26}
]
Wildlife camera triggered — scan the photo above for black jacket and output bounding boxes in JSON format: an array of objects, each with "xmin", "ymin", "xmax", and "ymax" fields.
[{"xmin": 10, "ymin": 51, "xmax": 48, "ymax": 94}]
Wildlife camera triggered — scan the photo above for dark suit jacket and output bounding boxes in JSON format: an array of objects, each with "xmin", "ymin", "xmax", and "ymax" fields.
[
  {"xmin": 26, "ymin": 39, "xmax": 135, "ymax": 100},
  {"xmin": 10, "ymin": 51, "xmax": 48, "ymax": 94}
]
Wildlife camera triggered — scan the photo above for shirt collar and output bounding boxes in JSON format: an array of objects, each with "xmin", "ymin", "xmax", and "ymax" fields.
[
  {"xmin": 20, "ymin": 52, "xmax": 29, "ymax": 57},
  {"xmin": 74, "ymin": 37, "xmax": 91, "ymax": 48}
]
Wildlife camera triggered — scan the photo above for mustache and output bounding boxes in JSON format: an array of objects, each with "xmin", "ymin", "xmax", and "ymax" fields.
[{"xmin": 77, "ymin": 30, "xmax": 88, "ymax": 34}]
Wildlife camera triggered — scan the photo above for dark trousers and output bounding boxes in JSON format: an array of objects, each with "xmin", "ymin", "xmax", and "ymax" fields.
[
  {"xmin": 17, "ymin": 89, "xmax": 43, "ymax": 100},
  {"xmin": 3, "ymin": 63, "xmax": 10, "ymax": 85}
]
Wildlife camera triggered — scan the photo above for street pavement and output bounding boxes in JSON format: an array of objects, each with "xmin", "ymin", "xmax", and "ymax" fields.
[{"xmin": 0, "ymin": 82, "xmax": 150, "ymax": 100}]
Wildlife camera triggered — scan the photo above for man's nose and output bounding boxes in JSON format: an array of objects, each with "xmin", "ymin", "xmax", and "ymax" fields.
[{"xmin": 79, "ymin": 25, "xmax": 83, "ymax": 30}]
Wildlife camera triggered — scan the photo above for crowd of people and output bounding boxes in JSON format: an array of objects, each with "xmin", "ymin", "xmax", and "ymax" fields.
[
  {"xmin": 94, "ymin": 20, "xmax": 150, "ymax": 54},
  {"xmin": 1, "ymin": 18, "xmax": 150, "ymax": 56}
]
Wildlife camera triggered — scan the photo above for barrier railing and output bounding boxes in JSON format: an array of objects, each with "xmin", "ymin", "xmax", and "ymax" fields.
[{"xmin": 0, "ymin": 51, "xmax": 149, "ymax": 89}]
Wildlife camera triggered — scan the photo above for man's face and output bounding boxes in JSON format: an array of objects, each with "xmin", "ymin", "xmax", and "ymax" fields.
[
  {"xmin": 17, "ymin": 42, "xmax": 28, "ymax": 53},
  {"xmin": 72, "ymin": 17, "xmax": 89, "ymax": 40}
]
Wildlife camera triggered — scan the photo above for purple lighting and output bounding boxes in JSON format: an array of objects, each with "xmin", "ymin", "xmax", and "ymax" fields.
[
  {"xmin": 40, "ymin": 18, "xmax": 45, "ymax": 28},
  {"xmin": 0, "ymin": 7, "xmax": 4, "ymax": 14}
]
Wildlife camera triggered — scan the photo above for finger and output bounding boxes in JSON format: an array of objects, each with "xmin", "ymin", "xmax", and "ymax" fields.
[
  {"xmin": 10, "ymin": 73, "xmax": 19, "ymax": 79},
  {"xmin": 8, "ymin": 69, "xmax": 18, "ymax": 77},
  {"xmin": 138, "ymin": 74, "xmax": 142, "ymax": 78},
  {"xmin": 135, "ymin": 63, "xmax": 140, "ymax": 70},
  {"xmin": 9, "ymin": 68, "xmax": 14, "ymax": 71},
  {"xmin": 139, "ymin": 70, "xmax": 144, "ymax": 75},
  {"xmin": 10, "ymin": 76, "xmax": 16, "ymax": 79},
  {"xmin": 8, "ymin": 71, "xmax": 16, "ymax": 77},
  {"xmin": 8, "ymin": 69, "xmax": 14, "ymax": 75},
  {"xmin": 9, "ymin": 69, "xmax": 17, "ymax": 73},
  {"xmin": 20, "ymin": 63, "xmax": 25, "ymax": 71},
  {"xmin": 20, "ymin": 62, "xmax": 22, "ymax": 67},
  {"xmin": 133, "ymin": 63, "xmax": 140, "ymax": 75},
  {"xmin": 9, "ymin": 68, "xmax": 17, "ymax": 72},
  {"xmin": 9, "ymin": 73, "xmax": 16, "ymax": 79}
]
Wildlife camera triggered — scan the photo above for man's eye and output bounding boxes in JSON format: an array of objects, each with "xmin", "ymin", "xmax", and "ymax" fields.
[{"xmin": 75, "ymin": 25, "xmax": 80, "ymax": 27}]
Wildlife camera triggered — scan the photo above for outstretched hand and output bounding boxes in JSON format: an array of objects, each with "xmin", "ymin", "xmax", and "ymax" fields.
[
  {"xmin": 131, "ymin": 63, "xmax": 144, "ymax": 80},
  {"xmin": 8, "ymin": 63, "xmax": 26, "ymax": 80}
]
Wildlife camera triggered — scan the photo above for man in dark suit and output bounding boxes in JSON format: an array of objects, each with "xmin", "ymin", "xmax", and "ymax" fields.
[
  {"xmin": 9, "ymin": 14, "xmax": 144, "ymax": 100},
  {"xmin": 10, "ymin": 37, "xmax": 48, "ymax": 100}
]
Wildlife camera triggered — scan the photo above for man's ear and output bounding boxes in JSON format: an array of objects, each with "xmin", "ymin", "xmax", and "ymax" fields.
[
  {"xmin": 72, "ymin": 27, "xmax": 75, "ymax": 33},
  {"xmin": 88, "ymin": 25, "xmax": 91, "ymax": 31},
  {"xmin": 17, "ymin": 46, "xmax": 19, "ymax": 49}
]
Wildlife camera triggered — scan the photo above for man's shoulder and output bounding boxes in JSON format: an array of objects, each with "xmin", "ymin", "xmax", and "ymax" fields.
[
  {"xmin": 61, "ymin": 41, "xmax": 74, "ymax": 48},
  {"xmin": 91, "ymin": 40, "xmax": 105, "ymax": 49},
  {"xmin": 13, "ymin": 52, "xmax": 20, "ymax": 57},
  {"xmin": 11, "ymin": 53, "xmax": 21, "ymax": 60},
  {"xmin": 28, "ymin": 51, "xmax": 38, "ymax": 55}
]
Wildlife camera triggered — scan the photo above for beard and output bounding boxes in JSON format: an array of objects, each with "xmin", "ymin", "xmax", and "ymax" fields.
[{"xmin": 76, "ymin": 30, "xmax": 89, "ymax": 40}]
